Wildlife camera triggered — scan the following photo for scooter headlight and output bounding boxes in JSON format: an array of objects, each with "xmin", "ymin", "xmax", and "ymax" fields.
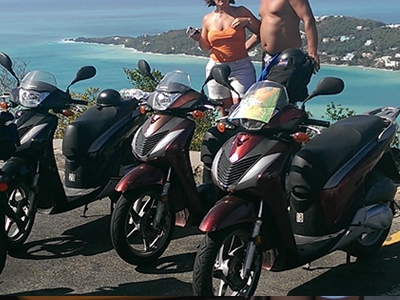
[
  {"xmin": 19, "ymin": 89, "xmax": 50, "ymax": 108},
  {"xmin": 151, "ymin": 92, "xmax": 181, "ymax": 111},
  {"xmin": 240, "ymin": 118, "xmax": 266, "ymax": 131}
]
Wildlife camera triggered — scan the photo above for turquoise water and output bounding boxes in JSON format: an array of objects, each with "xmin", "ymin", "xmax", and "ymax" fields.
[{"xmin": 1, "ymin": 0, "xmax": 400, "ymax": 118}]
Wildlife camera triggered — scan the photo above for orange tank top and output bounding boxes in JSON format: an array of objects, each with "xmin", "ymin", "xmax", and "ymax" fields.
[{"xmin": 207, "ymin": 27, "xmax": 248, "ymax": 62}]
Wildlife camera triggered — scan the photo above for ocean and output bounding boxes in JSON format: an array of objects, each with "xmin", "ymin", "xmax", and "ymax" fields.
[{"xmin": 1, "ymin": 0, "xmax": 400, "ymax": 118}]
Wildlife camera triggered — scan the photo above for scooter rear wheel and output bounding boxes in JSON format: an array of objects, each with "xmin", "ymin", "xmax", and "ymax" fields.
[
  {"xmin": 4, "ymin": 179, "xmax": 36, "ymax": 250},
  {"xmin": 110, "ymin": 186, "xmax": 175, "ymax": 265},
  {"xmin": 192, "ymin": 224, "xmax": 262, "ymax": 296}
]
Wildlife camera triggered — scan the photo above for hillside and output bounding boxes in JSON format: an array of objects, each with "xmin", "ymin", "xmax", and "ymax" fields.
[{"xmin": 69, "ymin": 15, "xmax": 400, "ymax": 70}]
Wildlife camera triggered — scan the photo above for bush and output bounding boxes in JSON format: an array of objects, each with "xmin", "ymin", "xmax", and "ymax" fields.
[{"xmin": 54, "ymin": 87, "xmax": 99, "ymax": 138}]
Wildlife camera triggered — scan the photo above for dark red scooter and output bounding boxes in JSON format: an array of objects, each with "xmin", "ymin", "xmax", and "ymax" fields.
[
  {"xmin": 110, "ymin": 60, "xmax": 221, "ymax": 265},
  {"xmin": 192, "ymin": 66, "xmax": 400, "ymax": 296}
]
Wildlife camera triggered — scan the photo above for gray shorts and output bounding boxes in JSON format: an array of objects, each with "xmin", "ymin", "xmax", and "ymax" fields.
[{"xmin": 206, "ymin": 56, "xmax": 256, "ymax": 100}]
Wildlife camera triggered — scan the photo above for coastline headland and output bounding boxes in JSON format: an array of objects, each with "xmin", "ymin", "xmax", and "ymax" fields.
[{"xmin": 66, "ymin": 15, "xmax": 400, "ymax": 71}]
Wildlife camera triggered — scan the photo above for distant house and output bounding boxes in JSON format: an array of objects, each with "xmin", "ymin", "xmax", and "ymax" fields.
[
  {"xmin": 378, "ymin": 55, "xmax": 399, "ymax": 68},
  {"xmin": 343, "ymin": 53, "xmax": 355, "ymax": 61},
  {"xmin": 362, "ymin": 52, "xmax": 373, "ymax": 58},
  {"xmin": 340, "ymin": 36, "xmax": 350, "ymax": 42},
  {"xmin": 364, "ymin": 39, "xmax": 374, "ymax": 46}
]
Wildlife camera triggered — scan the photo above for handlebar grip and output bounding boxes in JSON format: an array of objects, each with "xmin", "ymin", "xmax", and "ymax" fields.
[
  {"xmin": 70, "ymin": 99, "xmax": 88, "ymax": 105},
  {"xmin": 305, "ymin": 118, "xmax": 330, "ymax": 127},
  {"xmin": 208, "ymin": 100, "xmax": 224, "ymax": 107}
]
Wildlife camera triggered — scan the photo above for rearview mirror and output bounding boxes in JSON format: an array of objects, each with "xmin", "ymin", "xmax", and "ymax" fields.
[
  {"xmin": 67, "ymin": 66, "xmax": 97, "ymax": 91},
  {"xmin": 304, "ymin": 77, "xmax": 345, "ymax": 104},
  {"xmin": 138, "ymin": 59, "xmax": 156, "ymax": 82},
  {"xmin": 0, "ymin": 52, "xmax": 19, "ymax": 84},
  {"xmin": 211, "ymin": 64, "xmax": 232, "ymax": 88}
]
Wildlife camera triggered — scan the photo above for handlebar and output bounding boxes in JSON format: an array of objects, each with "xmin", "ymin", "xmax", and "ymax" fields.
[
  {"xmin": 304, "ymin": 118, "xmax": 330, "ymax": 127},
  {"xmin": 208, "ymin": 100, "xmax": 224, "ymax": 107},
  {"xmin": 69, "ymin": 99, "xmax": 88, "ymax": 106}
]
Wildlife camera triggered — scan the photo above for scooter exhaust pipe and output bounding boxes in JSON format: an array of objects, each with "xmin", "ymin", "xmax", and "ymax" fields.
[
  {"xmin": 356, "ymin": 203, "xmax": 393, "ymax": 230},
  {"xmin": 331, "ymin": 203, "xmax": 393, "ymax": 251}
]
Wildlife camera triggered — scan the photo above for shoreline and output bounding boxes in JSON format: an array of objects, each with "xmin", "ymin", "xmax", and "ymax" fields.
[{"xmin": 62, "ymin": 39, "xmax": 399, "ymax": 73}]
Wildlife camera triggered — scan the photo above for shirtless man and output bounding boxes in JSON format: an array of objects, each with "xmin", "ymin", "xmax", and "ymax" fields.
[{"xmin": 250, "ymin": 0, "xmax": 320, "ymax": 72}]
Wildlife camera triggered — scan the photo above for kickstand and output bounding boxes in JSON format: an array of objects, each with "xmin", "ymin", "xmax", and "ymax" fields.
[
  {"xmin": 110, "ymin": 199, "xmax": 114, "ymax": 214},
  {"xmin": 347, "ymin": 252, "xmax": 385, "ymax": 274},
  {"xmin": 346, "ymin": 252, "xmax": 351, "ymax": 264},
  {"xmin": 303, "ymin": 262, "xmax": 312, "ymax": 270},
  {"xmin": 82, "ymin": 204, "xmax": 88, "ymax": 217}
]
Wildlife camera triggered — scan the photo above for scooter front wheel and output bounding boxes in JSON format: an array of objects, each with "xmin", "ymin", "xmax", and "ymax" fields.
[
  {"xmin": 4, "ymin": 179, "xmax": 36, "ymax": 250},
  {"xmin": 110, "ymin": 186, "xmax": 175, "ymax": 265},
  {"xmin": 0, "ymin": 214, "xmax": 7, "ymax": 275},
  {"xmin": 192, "ymin": 224, "xmax": 262, "ymax": 296}
]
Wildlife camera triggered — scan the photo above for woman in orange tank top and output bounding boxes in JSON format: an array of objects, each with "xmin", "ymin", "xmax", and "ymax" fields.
[{"xmin": 189, "ymin": 0, "xmax": 261, "ymax": 116}]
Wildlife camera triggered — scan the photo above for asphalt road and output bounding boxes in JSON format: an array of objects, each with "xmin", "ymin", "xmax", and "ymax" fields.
[{"xmin": 1, "ymin": 198, "xmax": 400, "ymax": 296}]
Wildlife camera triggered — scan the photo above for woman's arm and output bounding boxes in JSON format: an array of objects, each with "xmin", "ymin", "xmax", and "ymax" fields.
[{"xmin": 189, "ymin": 14, "xmax": 212, "ymax": 52}]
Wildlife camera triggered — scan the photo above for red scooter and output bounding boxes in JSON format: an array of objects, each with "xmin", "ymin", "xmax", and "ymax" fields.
[
  {"xmin": 110, "ymin": 60, "xmax": 221, "ymax": 265},
  {"xmin": 192, "ymin": 66, "xmax": 399, "ymax": 296}
]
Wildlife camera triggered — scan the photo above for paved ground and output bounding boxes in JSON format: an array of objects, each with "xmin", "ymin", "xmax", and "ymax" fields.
[
  {"xmin": 0, "ymin": 201, "xmax": 399, "ymax": 296},
  {"xmin": 0, "ymin": 141, "xmax": 399, "ymax": 296}
]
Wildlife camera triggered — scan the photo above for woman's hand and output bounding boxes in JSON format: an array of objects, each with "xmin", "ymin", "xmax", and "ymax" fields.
[
  {"xmin": 231, "ymin": 17, "xmax": 251, "ymax": 29},
  {"xmin": 189, "ymin": 29, "xmax": 201, "ymax": 41}
]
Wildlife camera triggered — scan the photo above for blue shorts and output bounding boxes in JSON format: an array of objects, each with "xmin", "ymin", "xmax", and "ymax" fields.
[{"xmin": 258, "ymin": 52, "xmax": 280, "ymax": 81}]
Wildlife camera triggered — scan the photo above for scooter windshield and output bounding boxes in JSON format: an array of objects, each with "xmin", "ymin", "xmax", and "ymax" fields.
[
  {"xmin": 229, "ymin": 80, "xmax": 289, "ymax": 131},
  {"xmin": 20, "ymin": 70, "xmax": 58, "ymax": 93},
  {"xmin": 18, "ymin": 70, "xmax": 58, "ymax": 108},
  {"xmin": 149, "ymin": 70, "xmax": 191, "ymax": 111}
]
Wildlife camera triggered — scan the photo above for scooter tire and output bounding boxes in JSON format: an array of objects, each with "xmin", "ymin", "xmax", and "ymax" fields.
[
  {"xmin": 0, "ymin": 214, "xmax": 7, "ymax": 275},
  {"xmin": 192, "ymin": 224, "xmax": 262, "ymax": 296},
  {"xmin": 4, "ymin": 179, "xmax": 36, "ymax": 251},
  {"xmin": 110, "ymin": 186, "xmax": 175, "ymax": 266}
]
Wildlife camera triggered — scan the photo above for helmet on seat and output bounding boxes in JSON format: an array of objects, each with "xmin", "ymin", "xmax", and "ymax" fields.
[
  {"xmin": 96, "ymin": 89, "xmax": 123, "ymax": 107},
  {"xmin": 277, "ymin": 48, "xmax": 307, "ymax": 67}
]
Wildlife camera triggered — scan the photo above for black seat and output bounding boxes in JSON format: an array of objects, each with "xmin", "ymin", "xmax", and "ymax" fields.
[
  {"xmin": 62, "ymin": 99, "xmax": 138, "ymax": 158},
  {"xmin": 290, "ymin": 114, "xmax": 385, "ymax": 197}
]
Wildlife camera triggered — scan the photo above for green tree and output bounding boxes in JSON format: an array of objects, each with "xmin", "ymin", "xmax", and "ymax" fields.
[
  {"xmin": 54, "ymin": 87, "xmax": 100, "ymax": 138},
  {"xmin": 325, "ymin": 101, "xmax": 356, "ymax": 121},
  {"xmin": 123, "ymin": 67, "xmax": 163, "ymax": 91},
  {"xmin": 0, "ymin": 58, "xmax": 28, "ymax": 94}
]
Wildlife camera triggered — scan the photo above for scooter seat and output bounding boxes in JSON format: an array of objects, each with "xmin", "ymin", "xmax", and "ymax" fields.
[
  {"xmin": 62, "ymin": 99, "xmax": 138, "ymax": 158},
  {"xmin": 290, "ymin": 114, "xmax": 385, "ymax": 195}
]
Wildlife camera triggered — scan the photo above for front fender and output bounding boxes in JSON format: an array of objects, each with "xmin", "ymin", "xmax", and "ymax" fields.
[
  {"xmin": 199, "ymin": 195, "xmax": 257, "ymax": 232},
  {"xmin": 115, "ymin": 163, "xmax": 165, "ymax": 193},
  {"xmin": 0, "ymin": 157, "xmax": 30, "ymax": 184}
]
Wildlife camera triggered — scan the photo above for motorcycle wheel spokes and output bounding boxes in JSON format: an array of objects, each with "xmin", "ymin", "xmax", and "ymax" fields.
[
  {"xmin": 128, "ymin": 195, "xmax": 167, "ymax": 252},
  {"xmin": 193, "ymin": 226, "xmax": 261, "ymax": 296},
  {"xmin": 111, "ymin": 187, "xmax": 175, "ymax": 265},
  {"xmin": 4, "ymin": 181, "xmax": 35, "ymax": 249}
]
